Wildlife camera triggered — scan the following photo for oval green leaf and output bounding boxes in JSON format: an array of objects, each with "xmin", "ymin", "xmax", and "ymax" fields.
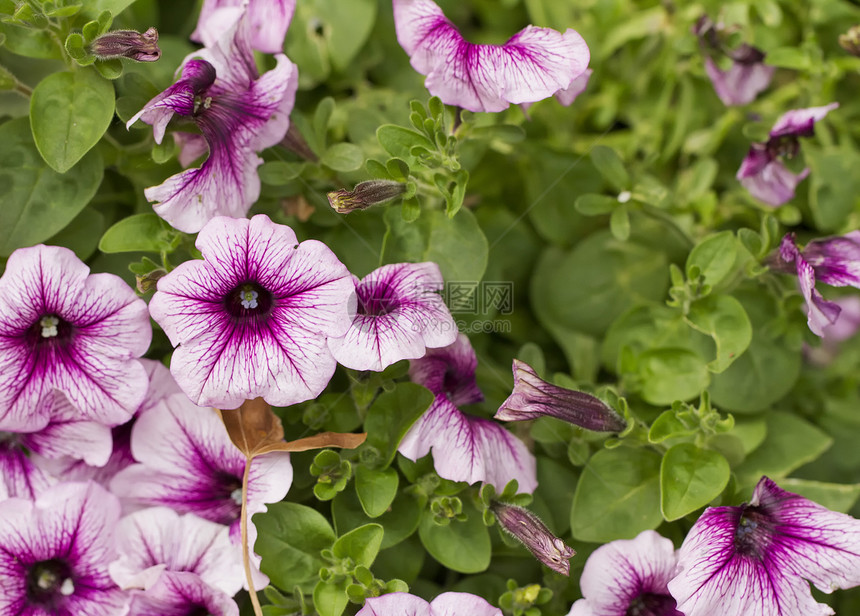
[
  {"xmin": 355, "ymin": 466, "xmax": 399, "ymax": 518},
  {"xmin": 30, "ymin": 68, "xmax": 115, "ymax": 173},
  {"xmin": 660, "ymin": 443, "xmax": 730, "ymax": 521},
  {"xmin": 99, "ymin": 213, "xmax": 181, "ymax": 254},
  {"xmin": 418, "ymin": 506, "xmax": 491, "ymax": 573}
]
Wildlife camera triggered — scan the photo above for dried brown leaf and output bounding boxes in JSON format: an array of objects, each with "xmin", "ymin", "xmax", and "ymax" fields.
[
  {"xmin": 218, "ymin": 397, "xmax": 285, "ymax": 458},
  {"xmin": 255, "ymin": 431, "xmax": 367, "ymax": 455}
]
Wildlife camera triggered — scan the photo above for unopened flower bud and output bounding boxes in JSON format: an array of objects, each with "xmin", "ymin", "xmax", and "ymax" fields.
[
  {"xmin": 840, "ymin": 25, "xmax": 860, "ymax": 57},
  {"xmin": 495, "ymin": 360, "xmax": 627, "ymax": 432},
  {"xmin": 491, "ymin": 502, "xmax": 575, "ymax": 575},
  {"xmin": 90, "ymin": 27, "xmax": 161, "ymax": 62},
  {"xmin": 327, "ymin": 180, "xmax": 406, "ymax": 213},
  {"xmin": 135, "ymin": 268, "xmax": 166, "ymax": 294}
]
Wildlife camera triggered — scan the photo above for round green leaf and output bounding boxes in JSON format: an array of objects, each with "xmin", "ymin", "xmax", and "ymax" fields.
[
  {"xmin": 638, "ymin": 348, "xmax": 710, "ymax": 405},
  {"xmin": 30, "ymin": 68, "xmax": 115, "ymax": 173},
  {"xmin": 321, "ymin": 142, "xmax": 364, "ymax": 172},
  {"xmin": 99, "ymin": 213, "xmax": 181, "ymax": 254},
  {"xmin": 686, "ymin": 294, "xmax": 752, "ymax": 373},
  {"xmin": 332, "ymin": 524, "xmax": 384, "ymax": 568},
  {"xmin": 332, "ymin": 485, "xmax": 423, "ymax": 549},
  {"xmin": 418, "ymin": 506, "xmax": 491, "ymax": 573},
  {"xmin": 686, "ymin": 231, "xmax": 738, "ymax": 287},
  {"xmin": 570, "ymin": 447, "xmax": 662, "ymax": 542},
  {"xmin": 660, "ymin": 443, "xmax": 730, "ymax": 521},
  {"xmin": 355, "ymin": 466, "xmax": 399, "ymax": 518},
  {"xmin": 0, "ymin": 118, "xmax": 103, "ymax": 256}
]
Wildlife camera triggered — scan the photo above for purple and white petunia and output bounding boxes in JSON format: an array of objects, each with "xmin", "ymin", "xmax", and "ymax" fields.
[
  {"xmin": 37, "ymin": 359, "xmax": 179, "ymax": 486},
  {"xmin": 399, "ymin": 335, "xmax": 537, "ymax": 492},
  {"xmin": 148, "ymin": 214, "xmax": 354, "ymax": 408},
  {"xmin": 191, "ymin": 0, "xmax": 296, "ymax": 54},
  {"xmin": 568, "ymin": 530, "xmax": 681, "ymax": 616},
  {"xmin": 110, "ymin": 392, "xmax": 293, "ymax": 545},
  {"xmin": 0, "ymin": 481, "xmax": 128, "ymax": 615},
  {"xmin": 0, "ymin": 244, "xmax": 151, "ymax": 432},
  {"xmin": 667, "ymin": 476, "xmax": 860, "ymax": 616},
  {"xmin": 776, "ymin": 232, "xmax": 860, "ymax": 336},
  {"xmin": 128, "ymin": 15, "xmax": 297, "ymax": 233},
  {"xmin": 495, "ymin": 359, "xmax": 626, "ymax": 432},
  {"xmin": 393, "ymin": 0, "xmax": 590, "ymax": 112},
  {"xmin": 327, "ymin": 262, "xmax": 457, "ymax": 372},
  {"xmin": 109, "ymin": 507, "xmax": 243, "ymax": 596},
  {"xmin": 127, "ymin": 571, "xmax": 239, "ymax": 616},
  {"xmin": 737, "ymin": 103, "xmax": 838, "ymax": 206},
  {"xmin": 356, "ymin": 591, "xmax": 502, "ymax": 616}
]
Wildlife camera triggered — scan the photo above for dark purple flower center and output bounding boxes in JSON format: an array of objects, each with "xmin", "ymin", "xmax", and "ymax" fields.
[
  {"xmin": 26, "ymin": 314, "xmax": 74, "ymax": 349},
  {"xmin": 357, "ymin": 283, "xmax": 399, "ymax": 317},
  {"xmin": 189, "ymin": 606, "xmax": 212, "ymax": 616},
  {"xmin": 734, "ymin": 507, "xmax": 772, "ymax": 557},
  {"xmin": 766, "ymin": 135, "xmax": 801, "ymax": 160},
  {"xmin": 26, "ymin": 559, "xmax": 74, "ymax": 607},
  {"xmin": 224, "ymin": 282, "xmax": 273, "ymax": 320},
  {"xmin": 626, "ymin": 593, "xmax": 682, "ymax": 616}
]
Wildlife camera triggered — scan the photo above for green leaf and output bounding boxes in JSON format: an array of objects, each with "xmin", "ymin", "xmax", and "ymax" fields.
[
  {"xmin": 313, "ymin": 96, "xmax": 335, "ymax": 146},
  {"xmin": 590, "ymin": 145, "xmax": 630, "ymax": 191},
  {"xmin": 0, "ymin": 23, "xmax": 61, "ymax": 59},
  {"xmin": 609, "ymin": 204, "xmax": 630, "ymax": 241},
  {"xmin": 362, "ymin": 383, "xmax": 433, "ymax": 468},
  {"xmin": 648, "ymin": 410, "xmax": 696, "ymax": 443},
  {"xmin": 254, "ymin": 502, "xmax": 336, "ymax": 592},
  {"xmin": 686, "ymin": 231, "xmax": 738, "ymax": 287},
  {"xmin": 765, "ymin": 47, "xmax": 811, "ymax": 70},
  {"xmin": 575, "ymin": 193, "xmax": 617, "ymax": 216},
  {"xmin": 81, "ymin": 0, "xmax": 135, "ymax": 19},
  {"xmin": 686, "ymin": 295, "xmax": 752, "ymax": 373},
  {"xmin": 98, "ymin": 213, "xmax": 181, "ymax": 254},
  {"xmin": 0, "ymin": 118, "xmax": 103, "ymax": 256},
  {"xmin": 382, "ymin": 206, "xmax": 488, "ymax": 284},
  {"xmin": 313, "ymin": 580, "xmax": 349, "ymax": 616},
  {"xmin": 332, "ymin": 486, "xmax": 423, "ymax": 549},
  {"xmin": 376, "ymin": 125, "xmax": 434, "ymax": 160},
  {"xmin": 355, "ymin": 466, "xmax": 399, "ymax": 518},
  {"xmin": 570, "ymin": 447, "xmax": 662, "ymax": 542},
  {"xmin": 322, "ymin": 0, "xmax": 376, "ymax": 71},
  {"xmin": 30, "ymin": 69, "xmax": 115, "ymax": 173},
  {"xmin": 321, "ymin": 142, "xmax": 364, "ymax": 172},
  {"xmin": 638, "ymin": 348, "xmax": 710, "ymax": 405},
  {"xmin": 735, "ymin": 413, "xmax": 832, "ymax": 485},
  {"xmin": 660, "ymin": 443, "xmax": 730, "ymax": 521},
  {"xmin": 776, "ymin": 478, "xmax": 860, "ymax": 513},
  {"xmin": 259, "ymin": 161, "xmax": 306, "ymax": 185},
  {"xmin": 531, "ymin": 231, "xmax": 669, "ymax": 337},
  {"xmin": 46, "ymin": 207, "xmax": 104, "ymax": 261},
  {"xmin": 418, "ymin": 503, "xmax": 491, "ymax": 573},
  {"xmin": 806, "ymin": 145, "xmax": 860, "ymax": 232},
  {"xmin": 332, "ymin": 524, "xmax": 384, "ymax": 568}
]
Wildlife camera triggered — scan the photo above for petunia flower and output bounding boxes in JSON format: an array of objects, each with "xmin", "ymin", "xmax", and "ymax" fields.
[
  {"xmin": 399, "ymin": 335, "xmax": 537, "ymax": 492},
  {"xmin": 37, "ymin": 360, "xmax": 179, "ymax": 486},
  {"xmin": 667, "ymin": 476, "xmax": 860, "ymax": 616},
  {"xmin": 110, "ymin": 393, "xmax": 293, "ymax": 547},
  {"xmin": 148, "ymin": 215, "xmax": 354, "ymax": 408},
  {"xmin": 495, "ymin": 359, "xmax": 626, "ymax": 432},
  {"xmin": 327, "ymin": 262, "xmax": 457, "ymax": 372},
  {"xmin": 568, "ymin": 530, "xmax": 682, "ymax": 616},
  {"xmin": 693, "ymin": 17, "xmax": 773, "ymax": 106},
  {"xmin": 356, "ymin": 591, "xmax": 502, "ymax": 616},
  {"xmin": 491, "ymin": 502, "xmax": 575, "ymax": 575},
  {"xmin": 109, "ymin": 507, "xmax": 243, "ymax": 596},
  {"xmin": 191, "ymin": 0, "xmax": 296, "ymax": 54},
  {"xmin": 127, "ymin": 571, "xmax": 239, "ymax": 616},
  {"xmin": 128, "ymin": 16, "xmax": 298, "ymax": 233},
  {"xmin": 776, "ymin": 232, "xmax": 860, "ymax": 336},
  {"xmin": 0, "ymin": 244, "xmax": 151, "ymax": 432},
  {"xmin": 0, "ymin": 481, "xmax": 128, "ymax": 616},
  {"xmin": 392, "ymin": 0, "xmax": 590, "ymax": 112},
  {"xmin": 737, "ymin": 103, "xmax": 838, "ymax": 207}
]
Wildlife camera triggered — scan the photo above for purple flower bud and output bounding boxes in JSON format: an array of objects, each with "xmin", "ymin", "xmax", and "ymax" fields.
[
  {"xmin": 327, "ymin": 180, "xmax": 407, "ymax": 214},
  {"xmin": 491, "ymin": 502, "xmax": 575, "ymax": 575},
  {"xmin": 495, "ymin": 360, "xmax": 626, "ymax": 432},
  {"xmin": 90, "ymin": 27, "xmax": 161, "ymax": 62}
]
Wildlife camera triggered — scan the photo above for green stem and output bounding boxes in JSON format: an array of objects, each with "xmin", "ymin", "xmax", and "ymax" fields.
[{"xmin": 242, "ymin": 459, "xmax": 264, "ymax": 616}]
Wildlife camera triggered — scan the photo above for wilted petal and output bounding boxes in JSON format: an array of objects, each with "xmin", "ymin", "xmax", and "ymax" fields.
[
  {"xmin": 495, "ymin": 360, "xmax": 626, "ymax": 432},
  {"xmin": 0, "ymin": 482, "xmax": 128, "ymax": 616},
  {"xmin": 491, "ymin": 502, "xmax": 575, "ymax": 575},
  {"xmin": 818, "ymin": 296, "xmax": 860, "ymax": 342},
  {"xmin": 328, "ymin": 263, "xmax": 457, "ymax": 372},
  {"xmin": 770, "ymin": 103, "xmax": 840, "ymax": 139},
  {"xmin": 399, "ymin": 397, "xmax": 537, "ymax": 492},
  {"xmin": 409, "ymin": 333, "xmax": 483, "ymax": 406},
  {"xmin": 109, "ymin": 507, "xmax": 243, "ymax": 596},
  {"xmin": 704, "ymin": 55, "xmax": 774, "ymax": 106},
  {"xmin": 192, "ymin": 0, "xmax": 296, "ymax": 54},
  {"xmin": 667, "ymin": 477, "xmax": 860, "ymax": 616},
  {"xmin": 127, "ymin": 571, "xmax": 239, "ymax": 616},
  {"xmin": 553, "ymin": 67, "xmax": 592, "ymax": 105},
  {"xmin": 149, "ymin": 215, "xmax": 354, "ymax": 408},
  {"xmin": 393, "ymin": 0, "xmax": 589, "ymax": 112},
  {"xmin": 736, "ymin": 147, "xmax": 808, "ymax": 207},
  {"xmin": 803, "ymin": 230, "xmax": 860, "ymax": 288},
  {"xmin": 779, "ymin": 234, "xmax": 842, "ymax": 336},
  {"xmin": 570, "ymin": 530, "xmax": 681, "ymax": 616},
  {"xmin": 0, "ymin": 245, "xmax": 150, "ymax": 431}
]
